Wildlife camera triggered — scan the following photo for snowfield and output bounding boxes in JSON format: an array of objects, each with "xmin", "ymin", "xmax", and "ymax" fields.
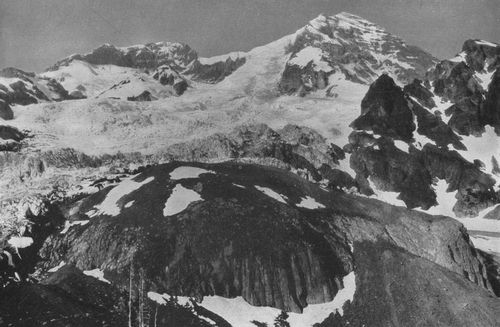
[
  {"xmin": 296, "ymin": 196, "xmax": 326, "ymax": 209},
  {"xmin": 7, "ymin": 236, "xmax": 33, "ymax": 249},
  {"xmin": 83, "ymin": 268, "xmax": 111, "ymax": 284},
  {"xmin": 163, "ymin": 184, "xmax": 202, "ymax": 216},
  {"xmin": 169, "ymin": 166, "xmax": 215, "ymax": 180},
  {"xmin": 290, "ymin": 47, "xmax": 332, "ymax": 72},
  {"xmin": 48, "ymin": 261, "xmax": 66, "ymax": 273},
  {"xmin": 199, "ymin": 271, "xmax": 356, "ymax": 327},
  {"xmin": 88, "ymin": 176, "xmax": 155, "ymax": 217},
  {"xmin": 255, "ymin": 186, "xmax": 288, "ymax": 204},
  {"xmin": 60, "ymin": 220, "xmax": 89, "ymax": 234}
]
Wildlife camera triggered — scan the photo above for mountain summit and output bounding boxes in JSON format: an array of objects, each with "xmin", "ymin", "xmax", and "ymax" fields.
[{"xmin": 279, "ymin": 12, "xmax": 437, "ymax": 95}]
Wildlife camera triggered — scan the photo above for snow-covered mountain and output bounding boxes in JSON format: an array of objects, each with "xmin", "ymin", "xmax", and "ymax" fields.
[
  {"xmin": 0, "ymin": 12, "xmax": 436, "ymax": 105},
  {"xmin": 1, "ymin": 11, "xmax": 500, "ymax": 327},
  {"xmin": 279, "ymin": 12, "xmax": 437, "ymax": 95}
]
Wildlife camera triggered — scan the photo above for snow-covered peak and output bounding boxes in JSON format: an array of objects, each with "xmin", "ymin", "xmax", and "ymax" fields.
[
  {"xmin": 47, "ymin": 41, "xmax": 198, "ymax": 73},
  {"xmin": 279, "ymin": 12, "xmax": 437, "ymax": 95}
]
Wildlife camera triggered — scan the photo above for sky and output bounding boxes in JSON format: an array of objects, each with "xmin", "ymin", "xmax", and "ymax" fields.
[{"xmin": 1, "ymin": 0, "xmax": 499, "ymax": 72}]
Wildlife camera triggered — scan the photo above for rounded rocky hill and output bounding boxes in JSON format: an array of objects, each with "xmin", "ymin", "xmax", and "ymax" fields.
[{"xmin": 1, "ymin": 162, "xmax": 497, "ymax": 326}]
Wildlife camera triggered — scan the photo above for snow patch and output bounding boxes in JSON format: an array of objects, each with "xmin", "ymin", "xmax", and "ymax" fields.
[
  {"xmin": 368, "ymin": 177, "xmax": 406, "ymax": 207},
  {"xmin": 199, "ymin": 271, "xmax": 356, "ymax": 327},
  {"xmin": 412, "ymin": 111, "xmax": 436, "ymax": 149},
  {"xmin": 7, "ymin": 236, "xmax": 33, "ymax": 249},
  {"xmin": 147, "ymin": 291, "xmax": 191, "ymax": 306},
  {"xmin": 458, "ymin": 217, "xmax": 500, "ymax": 234},
  {"xmin": 289, "ymin": 47, "xmax": 332, "ymax": 72},
  {"xmin": 417, "ymin": 179, "xmax": 456, "ymax": 217},
  {"xmin": 0, "ymin": 77, "xmax": 22, "ymax": 92},
  {"xmin": 83, "ymin": 268, "xmax": 111, "ymax": 284},
  {"xmin": 48, "ymin": 261, "xmax": 66, "ymax": 273},
  {"xmin": 90, "ymin": 176, "xmax": 154, "ymax": 217},
  {"xmin": 255, "ymin": 186, "xmax": 288, "ymax": 204},
  {"xmin": 475, "ymin": 70, "xmax": 494, "ymax": 90},
  {"xmin": 457, "ymin": 125, "xmax": 500, "ymax": 185},
  {"xmin": 448, "ymin": 52, "xmax": 467, "ymax": 63},
  {"xmin": 124, "ymin": 200, "xmax": 135, "ymax": 208},
  {"xmin": 394, "ymin": 140, "xmax": 409, "ymax": 153},
  {"xmin": 296, "ymin": 196, "xmax": 325, "ymax": 209},
  {"xmin": 163, "ymin": 184, "xmax": 202, "ymax": 216},
  {"xmin": 232, "ymin": 183, "xmax": 246, "ymax": 189},
  {"xmin": 169, "ymin": 166, "xmax": 215, "ymax": 180},
  {"xmin": 60, "ymin": 220, "xmax": 89, "ymax": 234},
  {"xmin": 470, "ymin": 235, "xmax": 500, "ymax": 255}
]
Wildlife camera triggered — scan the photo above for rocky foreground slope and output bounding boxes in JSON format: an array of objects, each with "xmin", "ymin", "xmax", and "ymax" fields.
[{"xmin": 0, "ymin": 162, "xmax": 499, "ymax": 326}]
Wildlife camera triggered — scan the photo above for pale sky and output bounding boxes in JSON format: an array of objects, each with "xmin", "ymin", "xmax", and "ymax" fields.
[{"xmin": 1, "ymin": 0, "xmax": 499, "ymax": 72}]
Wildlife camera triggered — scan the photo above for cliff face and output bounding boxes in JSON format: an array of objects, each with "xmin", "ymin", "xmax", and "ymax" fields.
[
  {"xmin": 38, "ymin": 163, "xmax": 354, "ymax": 313},
  {"xmin": 27, "ymin": 162, "xmax": 498, "ymax": 323},
  {"xmin": 426, "ymin": 39, "xmax": 500, "ymax": 136},
  {"xmin": 347, "ymin": 74, "xmax": 498, "ymax": 217}
]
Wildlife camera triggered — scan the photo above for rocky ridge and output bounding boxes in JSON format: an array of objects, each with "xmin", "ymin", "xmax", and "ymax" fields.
[
  {"xmin": 1, "ymin": 162, "xmax": 498, "ymax": 326},
  {"xmin": 279, "ymin": 12, "xmax": 437, "ymax": 96}
]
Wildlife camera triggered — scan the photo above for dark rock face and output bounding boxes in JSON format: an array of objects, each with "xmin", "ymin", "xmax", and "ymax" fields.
[
  {"xmin": 351, "ymin": 74, "xmax": 415, "ymax": 142},
  {"xmin": 347, "ymin": 130, "xmax": 497, "ymax": 216},
  {"xmin": 153, "ymin": 65, "xmax": 189, "ymax": 95},
  {"xmin": 0, "ymin": 264, "xmax": 230, "ymax": 327},
  {"xmin": 39, "ymin": 163, "xmax": 354, "ymax": 313},
  {"xmin": 0, "ymin": 265, "xmax": 129, "ymax": 327},
  {"xmin": 0, "ymin": 67, "xmax": 71, "ymax": 106},
  {"xmin": 279, "ymin": 62, "xmax": 329, "ymax": 96},
  {"xmin": 430, "ymin": 61, "xmax": 482, "ymax": 103},
  {"xmin": 0, "ymin": 125, "xmax": 25, "ymax": 142},
  {"xmin": 462, "ymin": 39, "xmax": 500, "ymax": 72},
  {"xmin": 425, "ymin": 39, "xmax": 500, "ymax": 136},
  {"xmin": 0, "ymin": 100, "xmax": 13, "ymax": 120},
  {"xmin": 348, "ymin": 74, "xmax": 497, "ymax": 215},
  {"xmin": 31, "ymin": 162, "xmax": 499, "ymax": 325},
  {"xmin": 127, "ymin": 91, "xmax": 154, "ymax": 102},
  {"xmin": 482, "ymin": 69, "xmax": 500, "ymax": 133},
  {"xmin": 187, "ymin": 57, "xmax": 246, "ymax": 84},
  {"xmin": 348, "ymin": 134, "xmax": 435, "ymax": 208},
  {"xmin": 0, "ymin": 125, "xmax": 26, "ymax": 151},
  {"xmin": 429, "ymin": 59, "xmax": 487, "ymax": 136},
  {"xmin": 317, "ymin": 241, "xmax": 500, "ymax": 327},
  {"xmin": 403, "ymin": 79, "xmax": 436, "ymax": 108},
  {"xmin": 410, "ymin": 99, "xmax": 464, "ymax": 149}
]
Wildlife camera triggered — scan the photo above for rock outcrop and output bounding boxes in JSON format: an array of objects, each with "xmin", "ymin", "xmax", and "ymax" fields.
[
  {"xmin": 153, "ymin": 65, "xmax": 189, "ymax": 95},
  {"xmin": 0, "ymin": 67, "xmax": 71, "ymax": 106},
  {"xmin": 347, "ymin": 74, "xmax": 497, "ymax": 216},
  {"xmin": 351, "ymin": 74, "xmax": 416, "ymax": 142},
  {"xmin": 0, "ymin": 100, "xmax": 13, "ymax": 120},
  {"xmin": 426, "ymin": 39, "xmax": 500, "ymax": 136},
  {"xmin": 29, "ymin": 162, "xmax": 500, "ymax": 326},
  {"xmin": 47, "ymin": 42, "xmax": 246, "ymax": 86},
  {"xmin": 156, "ymin": 123, "xmax": 354, "ymax": 187}
]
